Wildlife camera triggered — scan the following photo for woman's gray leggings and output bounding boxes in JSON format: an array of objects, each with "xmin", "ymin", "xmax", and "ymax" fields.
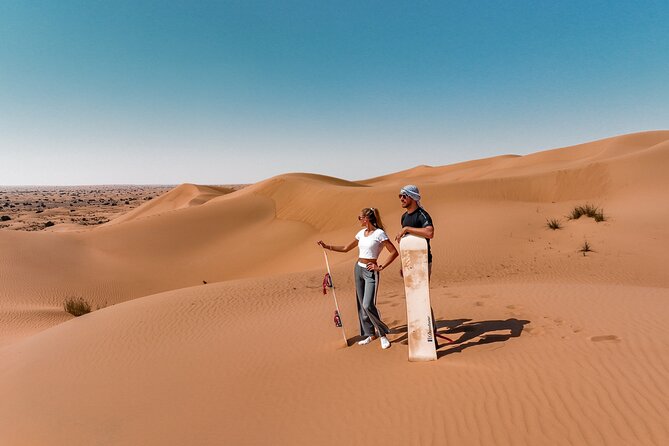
[{"xmin": 354, "ymin": 263, "xmax": 390, "ymax": 337}]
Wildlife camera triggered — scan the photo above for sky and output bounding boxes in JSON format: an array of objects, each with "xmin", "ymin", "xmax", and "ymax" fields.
[{"xmin": 1, "ymin": 0, "xmax": 668, "ymax": 185}]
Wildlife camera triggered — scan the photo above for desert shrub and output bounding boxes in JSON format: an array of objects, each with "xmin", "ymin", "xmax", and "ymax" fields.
[
  {"xmin": 579, "ymin": 240, "xmax": 593, "ymax": 254},
  {"xmin": 0, "ymin": 215, "xmax": 10, "ymax": 221},
  {"xmin": 44, "ymin": 221, "xmax": 55, "ymax": 228},
  {"xmin": 546, "ymin": 218, "xmax": 562, "ymax": 230},
  {"xmin": 63, "ymin": 297, "xmax": 91, "ymax": 317},
  {"xmin": 568, "ymin": 204, "xmax": 606, "ymax": 222}
]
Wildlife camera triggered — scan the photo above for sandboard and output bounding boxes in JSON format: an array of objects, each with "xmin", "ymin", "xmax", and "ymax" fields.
[{"xmin": 399, "ymin": 235, "xmax": 437, "ymax": 361}]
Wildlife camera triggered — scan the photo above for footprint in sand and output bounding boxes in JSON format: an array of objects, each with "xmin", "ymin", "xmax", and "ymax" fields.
[
  {"xmin": 474, "ymin": 301, "xmax": 485, "ymax": 307},
  {"xmin": 526, "ymin": 326, "xmax": 545, "ymax": 336},
  {"xmin": 590, "ymin": 335, "xmax": 621, "ymax": 343}
]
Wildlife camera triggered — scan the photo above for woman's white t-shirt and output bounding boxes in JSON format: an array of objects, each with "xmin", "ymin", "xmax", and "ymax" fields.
[{"xmin": 355, "ymin": 228, "xmax": 389, "ymax": 259}]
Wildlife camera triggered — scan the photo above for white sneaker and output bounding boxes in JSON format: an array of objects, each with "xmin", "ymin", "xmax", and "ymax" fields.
[
  {"xmin": 380, "ymin": 336, "xmax": 391, "ymax": 349},
  {"xmin": 358, "ymin": 336, "xmax": 373, "ymax": 345}
]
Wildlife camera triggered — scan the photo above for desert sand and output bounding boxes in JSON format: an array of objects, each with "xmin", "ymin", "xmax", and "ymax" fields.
[{"xmin": 1, "ymin": 131, "xmax": 668, "ymax": 445}]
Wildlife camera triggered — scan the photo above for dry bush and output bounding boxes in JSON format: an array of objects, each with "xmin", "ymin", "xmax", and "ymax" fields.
[{"xmin": 63, "ymin": 297, "xmax": 91, "ymax": 317}]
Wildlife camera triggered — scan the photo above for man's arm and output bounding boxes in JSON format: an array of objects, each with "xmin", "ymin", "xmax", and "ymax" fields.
[
  {"xmin": 396, "ymin": 225, "xmax": 434, "ymax": 241},
  {"xmin": 408, "ymin": 225, "xmax": 434, "ymax": 239}
]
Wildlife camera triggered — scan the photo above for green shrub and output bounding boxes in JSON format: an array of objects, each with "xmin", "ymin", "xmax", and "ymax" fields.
[{"xmin": 568, "ymin": 204, "xmax": 606, "ymax": 222}]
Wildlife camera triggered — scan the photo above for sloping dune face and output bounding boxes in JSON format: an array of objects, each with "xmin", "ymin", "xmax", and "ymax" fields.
[
  {"xmin": 107, "ymin": 183, "xmax": 237, "ymax": 225},
  {"xmin": 1, "ymin": 131, "xmax": 669, "ymax": 445}
]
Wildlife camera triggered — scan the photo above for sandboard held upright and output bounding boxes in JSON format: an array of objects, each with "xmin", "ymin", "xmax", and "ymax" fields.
[{"xmin": 399, "ymin": 234, "xmax": 437, "ymax": 362}]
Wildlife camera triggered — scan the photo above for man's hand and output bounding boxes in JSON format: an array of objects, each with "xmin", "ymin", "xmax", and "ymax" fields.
[{"xmin": 395, "ymin": 227, "xmax": 409, "ymax": 243}]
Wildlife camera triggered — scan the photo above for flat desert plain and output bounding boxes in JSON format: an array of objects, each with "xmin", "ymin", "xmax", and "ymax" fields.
[{"xmin": 1, "ymin": 131, "xmax": 668, "ymax": 445}]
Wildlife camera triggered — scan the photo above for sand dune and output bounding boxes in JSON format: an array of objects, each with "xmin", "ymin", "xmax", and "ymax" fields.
[
  {"xmin": 1, "ymin": 274, "xmax": 667, "ymax": 445},
  {"xmin": 1, "ymin": 131, "xmax": 668, "ymax": 445},
  {"xmin": 107, "ymin": 183, "xmax": 237, "ymax": 225}
]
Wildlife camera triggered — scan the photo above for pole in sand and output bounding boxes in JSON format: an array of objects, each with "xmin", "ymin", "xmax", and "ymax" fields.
[{"xmin": 322, "ymin": 250, "xmax": 348, "ymax": 346}]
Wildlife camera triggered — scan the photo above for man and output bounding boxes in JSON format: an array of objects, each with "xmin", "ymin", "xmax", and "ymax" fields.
[
  {"xmin": 395, "ymin": 184, "xmax": 439, "ymax": 347},
  {"xmin": 395, "ymin": 185, "xmax": 434, "ymax": 276}
]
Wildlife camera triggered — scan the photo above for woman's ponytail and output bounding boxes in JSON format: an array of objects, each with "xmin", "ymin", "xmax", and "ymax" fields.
[{"xmin": 362, "ymin": 207, "xmax": 385, "ymax": 231}]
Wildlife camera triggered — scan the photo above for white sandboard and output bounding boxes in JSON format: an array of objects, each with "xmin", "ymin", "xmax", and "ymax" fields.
[{"xmin": 400, "ymin": 235, "xmax": 437, "ymax": 362}]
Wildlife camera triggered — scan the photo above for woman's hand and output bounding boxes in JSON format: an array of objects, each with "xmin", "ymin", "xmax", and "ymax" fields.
[
  {"xmin": 318, "ymin": 239, "xmax": 357, "ymax": 253},
  {"xmin": 366, "ymin": 263, "xmax": 382, "ymax": 272}
]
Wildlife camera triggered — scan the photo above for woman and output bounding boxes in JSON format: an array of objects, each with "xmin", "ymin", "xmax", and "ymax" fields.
[{"xmin": 317, "ymin": 208, "xmax": 399, "ymax": 349}]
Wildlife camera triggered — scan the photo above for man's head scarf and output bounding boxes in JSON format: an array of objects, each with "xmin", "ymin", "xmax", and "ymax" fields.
[{"xmin": 400, "ymin": 185, "xmax": 421, "ymax": 206}]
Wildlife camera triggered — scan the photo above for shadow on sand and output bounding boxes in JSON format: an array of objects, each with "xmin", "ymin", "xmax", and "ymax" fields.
[{"xmin": 389, "ymin": 318, "xmax": 530, "ymax": 359}]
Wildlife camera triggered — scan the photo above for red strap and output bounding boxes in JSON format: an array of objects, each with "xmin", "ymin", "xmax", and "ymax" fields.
[{"xmin": 322, "ymin": 273, "xmax": 334, "ymax": 294}]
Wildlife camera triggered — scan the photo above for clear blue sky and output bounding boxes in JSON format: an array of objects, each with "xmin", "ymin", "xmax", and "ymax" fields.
[{"xmin": 1, "ymin": 1, "xmax": 668, "ymax": 185}]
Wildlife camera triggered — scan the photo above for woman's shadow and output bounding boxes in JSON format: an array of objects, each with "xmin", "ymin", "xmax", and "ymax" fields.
[{"xmin": 390, "ymin": 318, "xmax": 530, "ymax": 358}]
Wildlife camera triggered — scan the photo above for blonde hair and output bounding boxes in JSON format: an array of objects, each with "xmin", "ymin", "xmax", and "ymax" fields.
[{"xmin": 361, "ymin": 207, "xmax": 385, "ymax": 231}]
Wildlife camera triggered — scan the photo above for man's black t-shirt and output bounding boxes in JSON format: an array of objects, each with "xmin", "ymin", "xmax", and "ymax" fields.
[{"xmin": 401, "ymin": 207, "xmax": 434, "ymax": 263}]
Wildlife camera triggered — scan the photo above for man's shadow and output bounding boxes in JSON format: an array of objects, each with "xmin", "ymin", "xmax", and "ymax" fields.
[{"xmin": 389, "ymin": 318, "xmax": 530, "ymax": 358}]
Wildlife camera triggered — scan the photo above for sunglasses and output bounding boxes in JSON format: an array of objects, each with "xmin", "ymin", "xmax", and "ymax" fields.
[{"xmin": 399, "ymin": 194, "xmax": 409, "ymax": 199}]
